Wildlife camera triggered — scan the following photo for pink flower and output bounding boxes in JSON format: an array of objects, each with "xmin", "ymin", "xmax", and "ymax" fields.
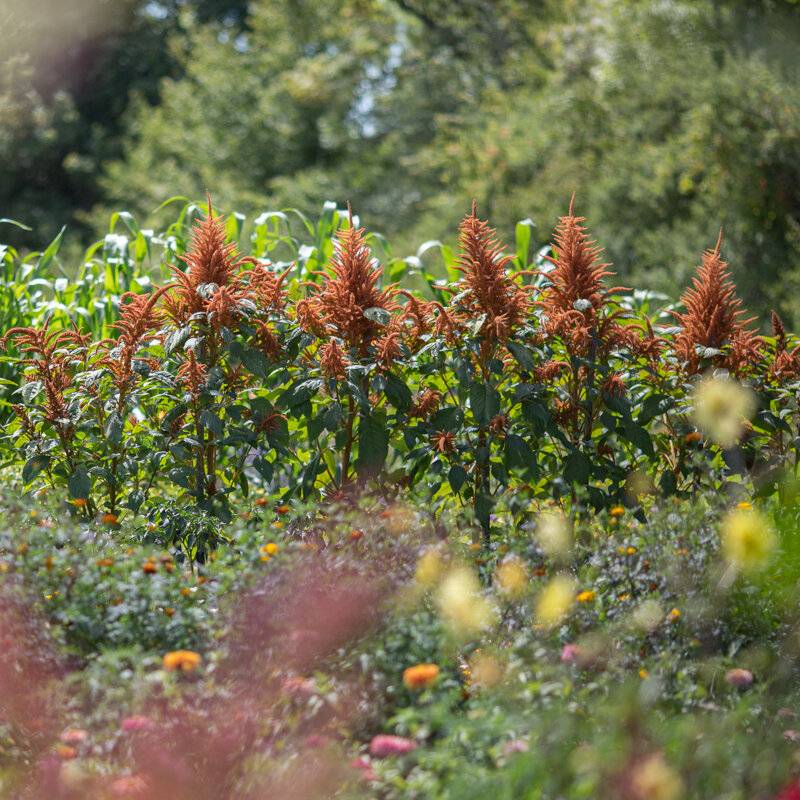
[
  {"xmin": 560, "ymin": 643, "xmax": 581, "ymax": 663},
  {"xmin": 281, "ymin": 676, "xmax": 316, "ymax": 698},
  {"xmin": 503, "ymin": 739, "xmax": 529, "ymax": 756},
  {"xmin": 350, "ymin": 757, "xmax": 378, "ymax": 782},
  {"xmin": 724, "ymin": 668, "xmax": 754, "ymax": 688},
  {"xmin": 121, "ymin": 715, "xmax": 153, "ymax": 733},
  {"xmin": 368, "ymin": 734, "xmax": 418, "ymax": 758},
  {"xmin": 773, "ymin": 780, "xmax": 800, "ymax": 800},
  {"xmin": 59, "ymin": 728, "xmax": 89, "ymax": 745}
]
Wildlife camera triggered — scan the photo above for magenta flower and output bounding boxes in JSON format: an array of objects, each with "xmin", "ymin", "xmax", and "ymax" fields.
[
  {"xmin": 560, "ymin": 643, "xmax": 581, "ymax": 663},
  {"xmin": 368, "ymin": 734, "xmax": 418, "ymax": 758},
  {"xmin": 121, "ymin": 715, "xmax": 153, "ymax": 733}
]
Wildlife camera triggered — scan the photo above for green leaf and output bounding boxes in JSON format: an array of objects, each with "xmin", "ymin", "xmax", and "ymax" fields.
[
  {"xmin": 22, "ymin": 456, "xmax": 49, "ymax": 484},
  {"xmin": 638, "ymin": 393, "xmax": 673, "ymax": 423},
  {"xmin": 383, "ymin": 372, "xmax": 412, "ymax": 411},
  {"xmin": 504, "ymin": 434, "xmax": 539, "ymax": 476},
  {"xmin": 505, "ymin": 340, "xmax": 535, "ymax": 371},
  {"xmin": 164, "ymin": 327, "xmax": 192, "ymax": 356},
  {"xmin": 324, "ymin": 404, "xmax": 343, "ymax": 431},
  {"xmin": 301, "ymin": 452, "xmax": 323, "ymax": 498},
  {"xmin": 199, "ymin": 409, "xmax": 223, "ymax": 436},
  {"xmin": 68, "ymin": 465, "xmax": 91, "ymax": 499},
  {"xmin": 168, "ymin": 467, "xmax": 194, "ymax": 489},
  {"xmin": 307, "ymin": 412, "xmax": 327, "ymax": 441},
  {"xmin": 126, "ymin": 489, "xmax": 145, "ymax": 512},
  {"xmin": 514, "ymin": 218, "xmax": 535, "ymax": 270},
  {"xmin": 355, "ymin": 414, "xmax": 389, "ymax": 477},
  {"xmin": 623, "ymin": 421, "xmax": 654, "ymax": 458},
  {"xmin": 253, "ymin": 456, "xmax": 274, "ymax": 483},
  {"xmin": 363, "ymin": 307, "xmax": 391, "ymax": 326},
  {"xmin": 21, "ymin": 381, "xmax": 43, "ymax": 403},
  {"xmin": 39, "ymin": 226, "xmax": 66, "ymax": 276},
  {"xmin": 241, "ymin": 349, "xmax": 270, "ymax": 380},
  {"xmin": 563, "ymin": 452, "xmax": 592, "ymax": 486},
  {"xmin": 469, "ymin": 381, "xmax": 500, "ymax": 427},
  {"xmin": 448, "ymin": 464, "xmax": 468, "ymax": 493},
  {"xmin": 104, "ymin": 411, "xmax": 124, "ymax": 445}
]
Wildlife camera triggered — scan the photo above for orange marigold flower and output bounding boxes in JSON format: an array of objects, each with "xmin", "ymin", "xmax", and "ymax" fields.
[
  {"xmin": 56, "ymin": 746, "xmax": 78, "ymax": 760},
  {"xmin": 684, "ymin": 431, "xmax": 702, "ymax": 445},
  {"xmin": 402, "ymin": 663, "xmax": 440, "ymax": 690},
  {"xmin": 142, "ymin": 562, "xmax": 157, "ymax": 575},
  {"xmin": 576, "ymin": 590, "xmax": 596, "ymax": 603},
  {"xmin": 430, "ymin": 429, "xmax": 456, "ymax": 454},
  {"xmin": 72, "ymin": 498, "xmax": 88, "ymax": 508},
  {"xmin": 609, "ymin": 505, "xmax": 625, "ymax": 516},
  {"xmin": 162, "ymin": 650, "xmax": 202, "ymax": 672},
  {"xmin": 102, "ymin": 513, "xmax": 119, "ymax": 525}
]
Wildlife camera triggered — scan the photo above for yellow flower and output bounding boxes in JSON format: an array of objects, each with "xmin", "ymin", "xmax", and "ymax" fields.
[
  {"xmin": 536, "ymin": 511, "xmax": 573, "ymax": 558},
  {"xmin": 721, "ymin": 507, "xmax": 776, "ymax": 570},
  {"xmin": 736, "ymin": 501, "xmax": 752, "ymax": 510},
  {"xmin": 436, "ymin": 566, "xmax": 495, "ymax": 635},
  {"xmin": 610, "ymin": 505, "xmax": 625, "ymax": 516},
  {"xmin": 535, "ymin": 576, "xmax": 576, "ymax": 628},
  {"xmin": 402, "ymin": 663, "xmax": 440, "ymax": 690},
  {"xmin": 576, "ymin": 590, "xmax": 596, "ymax": 603},
  {"xmin": 692, "ymin": 377, "xmax": 756, "ymax": 448},
  {"xmin": 667, "ymin": 608, "xmax": 680, "ymax": 620},
  {"xmin": 632, "ymin": 600, "xmax": 663, "ymax": 632},
  {"xmin": 495, "ymin": 557, "xmax": 528, "ymax": 597},
  {"xmin": 415, "ymin": 548, "xmax": 444, "ymax": 586},
  {"xmin": 626, "ymin": 546, "xmax": 637, "ymax": 555},
  {"xmin": 639, "ymin": 669, "xmax": 649, "ymax": 679},
  {"xmin": 162, "ymin": 650, "xmax": 202, "ymax": 672},
  {"xmin": 260, "ymin": 542, "xmax": 279, "ymax": 555},
  {"xmin": 631, "ymin": 752, "xmax": 683, "ymax": 800}
]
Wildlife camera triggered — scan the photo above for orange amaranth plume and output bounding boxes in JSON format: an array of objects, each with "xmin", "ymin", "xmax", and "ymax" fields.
[
  {"xmin": 163, "ymin": 193, "xmax": 254, "ymax": 325},
  {"xmin": 670, "ymin": 231, "xmax": 763, "ymax": 375},
  {"xmin": 301, "ymin": 204, "xmax": 397, "ymax": 353},
  {"xmin": 452, "ymin": 200, "xmax": 532, "ymax": 345},
  {"xmin": 539, "ymin": 195, "xmax": 623, "ymax": 316}
]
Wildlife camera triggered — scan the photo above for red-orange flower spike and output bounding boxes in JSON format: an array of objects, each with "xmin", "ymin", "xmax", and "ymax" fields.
[
  {"xmin": 671, "ymin": 232, "xmax": 763, "ymax": 375},
  {"xmin": 540, "ymin": 195, "xmax": 619, "ymax": 317},
  {"xmin": 453, "ymin": 201, "xmax": 531, "ymax": 344},
  {"xmin": 162, "ymin": 193, "xmax": 254, "ymax": 325},
  {"xmin": 303, "ymin": 205, "xmax": 397, "ymax": 352}
]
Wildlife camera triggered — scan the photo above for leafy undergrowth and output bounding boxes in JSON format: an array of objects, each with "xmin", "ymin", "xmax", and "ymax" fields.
[{"xmin": 2, "ymin": 489, "xmax": 800, "ymax": 799}]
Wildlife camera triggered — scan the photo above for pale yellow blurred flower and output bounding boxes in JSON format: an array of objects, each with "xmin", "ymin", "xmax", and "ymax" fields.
[
  {"xmin": 631, "ymin": 752, "xmax": 683, "ymax": 800},
  {"xmin": 692, "ymin": 377, "xmax": 756, "ymax": 448},
  {"xmin": 468, "ymin": 651, "xmax": 504, "ymax": 687},
  {"xmin": 415, "ymin": 548, "xmax": 444, "ymax": 586},
  {"xmin": 437, "ymin": 566, "xmax": 495, "ymax": 635},
  {"xmin": 495, "ymin": 557, "xmax": 528, "ymax": 597},
  {"xmin": 535, "ymin": 576, "xmax": 576, "ymax": 628},
  {"xmin": 631, "ymin": 599, "xmax": 663, "ymax": 632},
  {"xmin": 536, "ymin": 511, "xmax": 573, "ymax": 559},
  {"xmin": 721, "ymin": 507, "xmax": 776, "ymax": 570}
]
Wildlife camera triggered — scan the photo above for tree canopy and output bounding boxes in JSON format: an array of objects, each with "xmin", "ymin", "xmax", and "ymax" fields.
[{"xmin": 3, "ymin": 0, "xmax": 800, "ymax": 322}]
